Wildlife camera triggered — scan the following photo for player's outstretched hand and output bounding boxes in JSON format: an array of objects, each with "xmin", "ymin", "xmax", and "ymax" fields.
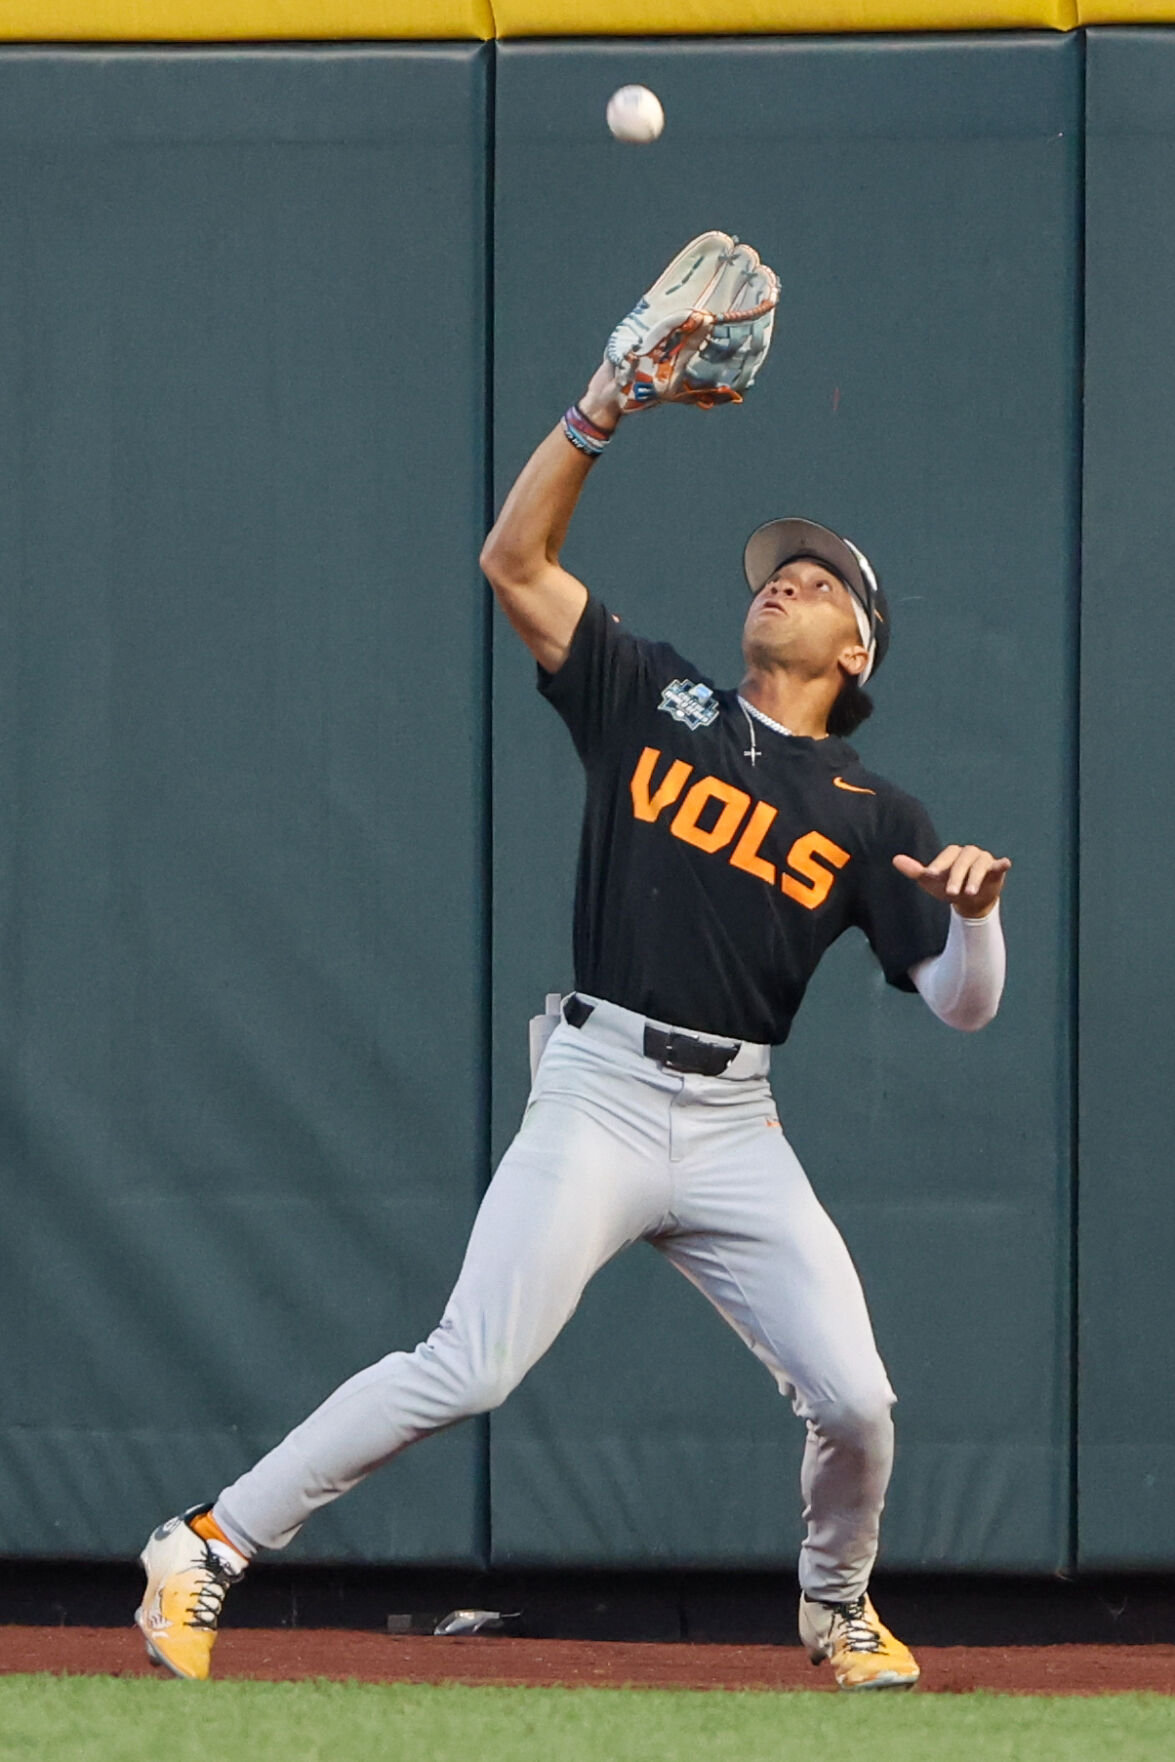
[{"xmin": 892, "ymin": 846, "xmax": 1011, "ymax": 919}]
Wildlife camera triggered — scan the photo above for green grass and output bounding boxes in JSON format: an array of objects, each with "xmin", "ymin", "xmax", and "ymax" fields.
[{"xmin": 1, "ymin": 1676, "xmax": 1172, "ymax": 1762}]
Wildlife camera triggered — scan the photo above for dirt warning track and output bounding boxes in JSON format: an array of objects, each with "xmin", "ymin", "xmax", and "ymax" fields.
[{"xmin": 2, "ymin": 1628, "xmax": 1174, "ymax": 1694}]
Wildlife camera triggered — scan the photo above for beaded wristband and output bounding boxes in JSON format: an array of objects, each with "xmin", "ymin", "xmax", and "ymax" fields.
[{"xmin": 562, "ymin": 403, "xmax": 613, "ymax": 457}]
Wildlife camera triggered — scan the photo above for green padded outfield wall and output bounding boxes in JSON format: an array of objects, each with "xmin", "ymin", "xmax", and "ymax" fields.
[
  {"xmin": 490, "ymin": 36, "xmax": 1079, "ymax": 1569},
  {"xmin": 1079, "ymin": 29, "xmax": 1175, "ymax": 1568},
  {"xmin": 0, "ymin": 35, "xmax": 1098, "ymax": 1574},
  {"xmin": 0, "ymin": 46, "xmax": 491, "ymax": 1563}
]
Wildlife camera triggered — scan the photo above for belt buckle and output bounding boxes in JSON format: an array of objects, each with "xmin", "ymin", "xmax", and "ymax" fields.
[{"xmin": 649, "ymin": 1026, "xmax": 738, "ymax": 1077}]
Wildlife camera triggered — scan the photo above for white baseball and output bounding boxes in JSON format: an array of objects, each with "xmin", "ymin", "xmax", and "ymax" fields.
[{"xmin": 606, "ymin": 85, "xmax": 665, "ymax": 145}]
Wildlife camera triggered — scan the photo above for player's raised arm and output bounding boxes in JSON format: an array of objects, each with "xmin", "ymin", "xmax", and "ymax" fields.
[
  {"xmin": 481, "ymin": 233, "xmax": 780, "ymax": 675},
  {"xmin": 479, "ymin": 361, "xmax": 620, "ymax": 675}
]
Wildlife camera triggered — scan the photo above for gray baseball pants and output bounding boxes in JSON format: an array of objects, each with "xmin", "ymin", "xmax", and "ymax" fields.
[{"xmin": 215, "ymin": 994, "xmax": 896, "ymax": 1601}]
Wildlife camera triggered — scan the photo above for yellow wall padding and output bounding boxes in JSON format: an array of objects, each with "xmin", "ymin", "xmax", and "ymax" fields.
[
  {"xmin": 0, "ymin": 0, "xmax": 494, "ymax": 37},
  {"xmin": 1079, "ymin": 0, "xmax": 1175, "ymax": 15},
  {"xmin": 0, "ymin": 0, "xmax": 1091, "ymax": 37},
  {"xmin": 492, "ymin": 0, "xmax": 1077, "ymax": 32}
]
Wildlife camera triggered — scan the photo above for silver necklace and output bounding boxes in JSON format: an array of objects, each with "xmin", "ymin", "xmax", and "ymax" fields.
[{"xmin": 737, "ymin": 694, "xmax": 794, "ymax": 766}]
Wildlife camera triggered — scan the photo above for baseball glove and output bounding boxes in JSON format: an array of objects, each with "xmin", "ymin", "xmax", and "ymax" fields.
[{"xmin": 605, "ymin": 232, "xmax": 779, "ymax": 413}]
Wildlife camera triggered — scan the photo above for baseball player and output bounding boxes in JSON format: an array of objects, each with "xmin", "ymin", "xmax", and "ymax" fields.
[{"xmin": 135, "ymin": 237, "xmax": 1008, "ymax": 1689}]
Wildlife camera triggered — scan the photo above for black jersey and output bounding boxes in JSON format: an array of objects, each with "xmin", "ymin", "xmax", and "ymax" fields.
[{"xmin": 538, "ymin": 595, "xmax": 950, "ymax": 1046}]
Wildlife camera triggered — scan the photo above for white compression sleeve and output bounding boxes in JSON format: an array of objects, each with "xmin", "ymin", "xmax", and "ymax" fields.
[{"xmin": 910, "ymin": 902, "xmax": 1006, "ymax": 1031}]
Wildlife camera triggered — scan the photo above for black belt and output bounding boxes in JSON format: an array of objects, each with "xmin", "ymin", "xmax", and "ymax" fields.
[{"xmin": 562, "ymin": 994, "xmax": 741, "ymax": 1078}]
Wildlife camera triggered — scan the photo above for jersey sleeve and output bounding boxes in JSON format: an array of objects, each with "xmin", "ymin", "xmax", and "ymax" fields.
[
  {"xmin": 537, "ymin": 594, "xmax": 680, "ymax": 764},
  {"xmin": 855, "ymin": 789, "xmax": 951, "ymax": 991}
]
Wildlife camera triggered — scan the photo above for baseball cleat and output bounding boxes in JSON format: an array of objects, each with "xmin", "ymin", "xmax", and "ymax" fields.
[
  {"xmin": 799, "ymin": 1592, "xmax": 920, "ymax": 1691},
  {"xmin": 135, "ymin": 1506, "xmax": 244, "ymax": 1680}
]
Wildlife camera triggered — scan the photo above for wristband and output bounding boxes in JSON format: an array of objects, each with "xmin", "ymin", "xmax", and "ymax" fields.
[{"xmin": 562, "ymin": 404, "xmax": 613, "ymax": 457}]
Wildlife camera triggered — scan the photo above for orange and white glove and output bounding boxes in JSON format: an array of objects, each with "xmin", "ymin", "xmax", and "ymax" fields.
[{"xmin": 605, "ymin": 232, "xmax": 779, "ymax": 412}]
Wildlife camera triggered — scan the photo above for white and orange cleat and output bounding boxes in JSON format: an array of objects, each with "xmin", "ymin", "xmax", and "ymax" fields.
[
  {"xmin": 135, "ymin": 1506, "xmax": 246, "ymax": 1680},
  {"xmin": 799, "ymin": 1592, "xmax": 920, "ymax": 1691}
]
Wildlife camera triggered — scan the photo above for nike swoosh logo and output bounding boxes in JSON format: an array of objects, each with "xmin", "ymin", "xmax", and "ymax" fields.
[{"xmin": 833, "ymin": 776, "xmax": 876, "ymax": 795}]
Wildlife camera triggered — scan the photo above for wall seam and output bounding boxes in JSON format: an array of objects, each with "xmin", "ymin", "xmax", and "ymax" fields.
[
  {"xmin": 1067, "ymin": 19, "xmax": 1087, "ymax": 1580},
  {"xmin": 477, "ymin": 32, "xmax": 497, "ymax": 1573}
]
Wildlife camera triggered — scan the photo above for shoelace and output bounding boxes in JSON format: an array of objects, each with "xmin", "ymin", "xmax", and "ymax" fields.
[
  {"xmin": 184, "ymin": 1549, "xmax": 237, "ymax": 1632},
  {"xmin": 827, "ymin": 1597, "xmax": 884, "ymax": 1654}
]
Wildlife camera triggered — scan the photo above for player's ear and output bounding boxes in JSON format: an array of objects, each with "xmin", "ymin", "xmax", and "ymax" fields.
[{"xmin": 838, "ymin": 643, "xmax": 870, "ymax": 681}]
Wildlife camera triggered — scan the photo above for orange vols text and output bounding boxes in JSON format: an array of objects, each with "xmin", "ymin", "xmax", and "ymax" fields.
[{"xmin": 629, "ymin": 746, "xmax": 851, "ymax": 910}]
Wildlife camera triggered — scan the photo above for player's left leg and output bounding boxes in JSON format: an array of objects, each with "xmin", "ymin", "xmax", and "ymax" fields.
[
  {"xmin": 653, "ymin": 1075, "xmax": 918, "ymax": 1689},
  {"xmin": 136, "ymin": 1016, "xmax": 674, "ymax": 1679}
]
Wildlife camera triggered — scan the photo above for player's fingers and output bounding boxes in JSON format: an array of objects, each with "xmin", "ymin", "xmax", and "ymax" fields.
[
  {"xmin": 964, "ymin": 854, "xmax": 1013, "ymax": 896},
  {"xmin": 952, "ymin": 853, "xmax": 1014, "ymax": 918},
  {"xmin": 923, "ymin": 845, "xmax": 958, "ymax": 881},
  {"xmin": 892, "ymin": 853, "xmax": 927, "ymax": 879},
  {"xmin": 944, "ymin": 846, "xmax": 981, "ymax": 899},
  {"xmin": 962, "ymin": 849, "xmax": 996, "ymax": 896}
]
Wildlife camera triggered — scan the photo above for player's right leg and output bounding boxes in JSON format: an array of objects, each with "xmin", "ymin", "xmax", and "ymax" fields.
[
  {"xmin": 655, "ymin": 1087, "xmax": 917, "ymax": 1690},
  {"xmin": 135, "ymin": 1022, "xmax": 668, "ymax": 1678}
]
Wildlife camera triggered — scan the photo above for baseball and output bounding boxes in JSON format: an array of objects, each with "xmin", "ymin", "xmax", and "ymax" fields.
[{"xmin": 606, "ymin": 85, "xmax": 665, "ymax": 145}]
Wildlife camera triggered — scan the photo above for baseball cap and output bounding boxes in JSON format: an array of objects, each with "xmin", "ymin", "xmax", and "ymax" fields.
[{"xmin": 742, "ymin": 516, "xmax": 890, "ymax": 683}]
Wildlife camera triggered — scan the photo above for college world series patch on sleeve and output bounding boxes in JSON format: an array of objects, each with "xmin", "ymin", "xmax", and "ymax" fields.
[{"xmin": 658, "ymin": 680, "xmax": 720, "ymax": 730}]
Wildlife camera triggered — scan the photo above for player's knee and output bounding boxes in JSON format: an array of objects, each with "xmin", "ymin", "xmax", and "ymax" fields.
[
  {"xmin": 458, "ymin": 1365, "xmax": 516, "ymax": 1416},
  {"xmin": 438, "ymin": 1348, "xmax": 520, "ymax": 1418},
  {"xmin": 409, "ymin": 1334, "xmax": 521, "ymax": 1421},
  {"xmin": 810, "ymin": 1384, "xmax": 894, "ymax": 1448}
]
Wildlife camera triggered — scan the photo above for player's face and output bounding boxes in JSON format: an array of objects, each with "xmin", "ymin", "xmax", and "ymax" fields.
[{"xmin": 742, "ymin": 558, "xmax": 867, "ymax": 678}]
